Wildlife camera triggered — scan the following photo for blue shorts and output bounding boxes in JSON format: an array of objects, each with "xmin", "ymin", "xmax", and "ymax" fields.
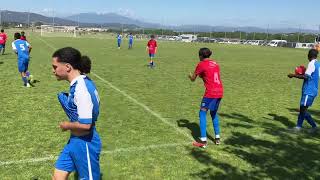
[
  {"xmin": 200, "ymin": 97, "xmax": 222, "ymax": 111},
  {"xmin": 300, "ymin": 94, "xmax": 315, "ymax": 107},
  {"xmin": 0, "ymin": 44, "xmax": 4, "ymax": 48},
  {"xmin": 149, "ymin": 53, "xmax": 155, "ymax": 58},
  {"xmin": 18, "ymin": 59, "xmax": 29, "ymax": 73},
  {"xmin": 55, "ymin": 130, "xmax": 102, "ymax": 179}
]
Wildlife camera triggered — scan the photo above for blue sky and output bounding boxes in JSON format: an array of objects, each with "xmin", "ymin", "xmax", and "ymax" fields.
[{"xmin": 1, "ymin": 0, "xmax": 319, "ymax": 30}]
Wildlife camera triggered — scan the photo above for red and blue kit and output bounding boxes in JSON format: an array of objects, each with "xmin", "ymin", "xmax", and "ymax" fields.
[
  {"xmin": 147, "ymin": 39, "xmax": 157, "ymax": 56},
  {"xmin": 195, "ymin": 59, "xmax": 223, "ymax": 98}
]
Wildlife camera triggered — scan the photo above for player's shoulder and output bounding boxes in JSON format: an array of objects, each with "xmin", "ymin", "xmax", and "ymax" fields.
[{"xmin": 13, "ymin": 39, "xmax": 20, "ymax": 44}]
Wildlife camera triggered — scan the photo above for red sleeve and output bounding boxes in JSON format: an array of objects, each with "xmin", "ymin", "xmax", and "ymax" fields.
[
  {"xmin": 155, "ymin": 41, "xmax": 157, "ymax": 47},
  {"xmin": 147, "ymin": 41, "xmax": 150, "ymax": 47},
  {"xmin": 195, "ymin": 62, "xmax": 203, "ymax": 75}
]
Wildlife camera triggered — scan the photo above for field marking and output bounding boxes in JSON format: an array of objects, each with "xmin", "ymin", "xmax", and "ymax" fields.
[
  {"xmin": 102, "ymin": 142, "xmax": 190, "ymax": 154},
  {"xmin": 38, "ymin": 36, "xmax": 193, "ymax": 141},
  {"xmin": 0, "ymin": 142, "xmax": 190, "ymax": 166},
  {"xmin": 92, "ymin": 73, "xmax": 193, "ymax": 141}
]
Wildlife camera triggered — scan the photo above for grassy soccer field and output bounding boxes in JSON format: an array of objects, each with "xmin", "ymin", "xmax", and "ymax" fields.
[{"xmin": 0, "ymin": 31, "xmax": 320, "ymax": 179}]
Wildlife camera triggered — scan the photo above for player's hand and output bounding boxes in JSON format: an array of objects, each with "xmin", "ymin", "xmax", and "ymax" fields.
[
  {"xmin": 188, "ymin": 72, "xmax": 195, "ymax": 81},
  {"xmin": 287, "ymin": 74, "xmax": 294, "ymax": 78},
  {"xmin": 59, "ymin": 121, "xmax": 70, "ymax": 131}
]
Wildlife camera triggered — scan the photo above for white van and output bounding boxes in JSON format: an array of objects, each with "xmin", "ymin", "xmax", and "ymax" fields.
[
  {"xmin": 180, "ymin": 34, "xmax": 197, "ymax": 43},
  {"xmin": 268, "ymin": 40, "xmax": 287, "ymax": 47}
]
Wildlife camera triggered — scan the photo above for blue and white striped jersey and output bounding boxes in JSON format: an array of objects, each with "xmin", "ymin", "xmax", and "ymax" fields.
[
  {"xmin": 12, "ymin": 39, "xmax": 31, "ymax": 60},
  {"xmin": 303, "ymin": 59, "xmax": 320, "ymax": 97}
]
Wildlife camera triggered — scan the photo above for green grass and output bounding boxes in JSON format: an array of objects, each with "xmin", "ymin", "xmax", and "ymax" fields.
[{"xmin": 0, "ymin": 32, "xmax": 320, "ymax": 179}]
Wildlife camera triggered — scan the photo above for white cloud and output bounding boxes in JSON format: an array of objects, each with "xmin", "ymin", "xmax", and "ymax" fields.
[{"xmin": 116, "ymin": 8, "xmax": 137, "ymax": 19}]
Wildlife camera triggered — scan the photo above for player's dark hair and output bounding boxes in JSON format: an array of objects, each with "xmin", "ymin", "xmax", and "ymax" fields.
[
  {"xmin": 21, "ymin": 31, "xmax": 25, "ymax": 35},
  {"xmin": 199, "ymin": 48, "xmax": 212, "ymax": 59},
  {"xmin": 308, "ymin": 49, "xmax": 318, "ymax": 59},
  {"xmin": 14, "ymin": 32, "xmax": 21, "ymax": 40},
  {"xmin": 1, "ymin": 29, "xmax": 4, "ymax": 32},
  {"xmin": 52, "ymin": 47, "xmax": 91, "ymax": 74},
  {"xmin": 150, "ymin": 35, "xmax": 155, "ymax": 39}
]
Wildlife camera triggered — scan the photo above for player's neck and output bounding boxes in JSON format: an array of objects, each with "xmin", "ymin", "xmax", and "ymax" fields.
[{"xmin": 68, "ymin": 70, "xmax": 81, "ymax": 83}]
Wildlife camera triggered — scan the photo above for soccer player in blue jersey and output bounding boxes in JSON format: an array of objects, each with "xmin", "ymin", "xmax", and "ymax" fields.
[
  {"xmin": 12, "ymin": 32, "xmax": 32, "ymax": 87},
  {"xmin": 128, "ymin": 33, "xmax": 134, "ymax": 49},
  {"xmin": 51, "ymin": 47, "xmax": 101, "ymax": 180},
  {"xmin": 288, "ymin": 49, "xmax": 319, "ymax": 133},
  {"xmin": 117, "ymin": 33, "xmax": 122, "ymax": 49}
]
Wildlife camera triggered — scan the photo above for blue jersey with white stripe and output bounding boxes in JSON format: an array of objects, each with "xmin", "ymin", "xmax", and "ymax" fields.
[
  {"xmin": 12, "ymin": 39, "xmax": 30, "ymax": 60},
  {"xmin": 129, "ymin": 35, "xmax": 133, "ymax": 43},
  {"xmin": 117, "ymin": 34, "xmax": 122, "ymax": 42},
  {"xmin": 302, "ymin": 59, "xmax": 320, "ymax": 96},
  {"xmin": 58, "ymin": 75, "xmax": 100, "ymax": 127}
]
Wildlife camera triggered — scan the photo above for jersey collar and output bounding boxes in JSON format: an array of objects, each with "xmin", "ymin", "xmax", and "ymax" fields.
[{"xmin": 70, "ymin": 75, "xmax": 86, "ymax": 86}]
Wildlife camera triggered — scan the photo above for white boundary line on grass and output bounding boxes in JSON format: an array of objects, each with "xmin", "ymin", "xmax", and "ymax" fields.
[
  {"xmin": 0, "ymin": 142, "xmax": 191, "ymax": 166},
  {"xmin": 92, "ymin": 73, "xmax": 193, "ymax": 141},
  {"xmin": 38, "ymin": 37, "xmax": 193, "ymax": 141},
  {"xmin": 101, "ymin": 142, "xmax": 190, "ymax": 154}
]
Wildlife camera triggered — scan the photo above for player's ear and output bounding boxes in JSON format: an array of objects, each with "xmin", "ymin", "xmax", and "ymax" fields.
[{"xmin": 65, "ymin": 63, "xmax": 73, "ymax": 72}]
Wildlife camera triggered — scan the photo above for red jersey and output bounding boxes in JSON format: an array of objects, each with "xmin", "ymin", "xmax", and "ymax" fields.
[
  {"xmin": 20, "ymin": 36, "xmax": 27, "ymax": 41},
  {"xmin": 195, "ymin": 59, "xmax": 223, "ymax": 98},
  {"xmin": 147, "ymin": 39, "xmax": 157, "ymax": 54},
  {"xmin": 0, "ymin": 33, "xmax": 7, "ymax": 44}
]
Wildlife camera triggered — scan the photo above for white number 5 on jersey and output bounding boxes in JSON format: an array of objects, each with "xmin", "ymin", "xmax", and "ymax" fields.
[{"xmin": 19, "ymin": 44, "xmax": 26, "ymax": 51}]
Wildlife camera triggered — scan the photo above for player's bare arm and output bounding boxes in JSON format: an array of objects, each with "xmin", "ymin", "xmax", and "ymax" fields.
[
  {"xmin": 287, "ymin": 73, "xmax": 307, "ymax": 79},
  {"xmin": 59, "ymin": 121, "xmax": 92, "ymax": 131},
  {"xmin": 189, "ymin": 72, "xmax": 197, "ymax": 81}
]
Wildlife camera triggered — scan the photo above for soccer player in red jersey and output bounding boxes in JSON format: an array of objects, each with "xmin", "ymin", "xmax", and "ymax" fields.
[
  {"xmin": 146, "ymin": 35, "xmax": 157, "ymax": 68},
  {"xmin": 189, "ymin": 48, "xmax": 224, "ymax": 148},
  {"xmin": 20, "ymin": 31, "xmax": 27, "ymax": 41},
  {"xmin": 0, "ymin": 29, "xmax": 8, "ymax": 55}
]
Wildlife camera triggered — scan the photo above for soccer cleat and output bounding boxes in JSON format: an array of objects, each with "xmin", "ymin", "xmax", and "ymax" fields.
[
  {"xmin": 289, "ymin": 126, "xmax": 302, "ymax": 133},
  {"xmin": 26, "ymin": 83, "xmax": 31, "ymax": 88},
  {"xmin": 28, "ymin": 75, "xmax": 34, "ymax": 83},
  {"xmin": 192, "ymin": 141, "xmax": 207, "ymax": 148},
  {"xmin": 214, "ymin": 138, "xmax": 221, "ymax": 145}
]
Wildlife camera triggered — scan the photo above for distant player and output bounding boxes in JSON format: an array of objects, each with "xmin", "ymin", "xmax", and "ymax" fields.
[
  {"xmin": 288, "ymin": 49, "xmax": 319, "ymax": 133},
  {"xmin": 189, "ymin": 48, "xmax": 223, "ymax": 148},
  {"xmin": 52, "ymin": 47, "xmax": 102, "ymax": 180},
  {"xmin": 146, "ymin": 35, "xmax": 157, "ymax": 68},
  {"xmin": 0, "ymin": 29, "xmax": 8, "ymax": 55},
  {"xmin": 12, "ymin": 32, "xmax": 32, "ymax": 87},
  {"xmin": 128, "ymin": 33, "xmax": 134, "ymax": 49},
  {"xmin": 117, "ymin": 33, "xmax": 122, "ymax": 49},
  {"xmin": 20, "ymin": 31, "xmax": 27, "ymax": 41}
]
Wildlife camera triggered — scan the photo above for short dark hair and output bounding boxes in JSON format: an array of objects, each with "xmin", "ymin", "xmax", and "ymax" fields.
[
  {"xmin": 14, "ymin": 32, "xmax": 21, "ymax": 40},
  {"xmin": 52, "ymin": 47, "xmax": 92, "ymax": 74},
  {"xmin": 0, "ymin": 29, "xmax": 4, "ymax": 33},
  {"xmin": 21, "ymin": 31, "xmax": 25, "ymax": 35},
  {"xmin": 308, "ymin": 49, "xmax": 318, "ymax": 59},
  {"xmin": 150, "ymin": 35, "xmax": 155, "ymax": 39},
  {"xmin": 199, "ymin": 48, "xmax": 212, "ymax": 58}
]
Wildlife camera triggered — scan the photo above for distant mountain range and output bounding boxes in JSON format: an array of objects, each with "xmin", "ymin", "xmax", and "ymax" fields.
[
  {"xmin": 0, "ymin": 10, "xmax": 318, "ymax": 34},
  {"xmin": 65, "ymin": 13, "xmax": 160, "ymax": 29}
]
